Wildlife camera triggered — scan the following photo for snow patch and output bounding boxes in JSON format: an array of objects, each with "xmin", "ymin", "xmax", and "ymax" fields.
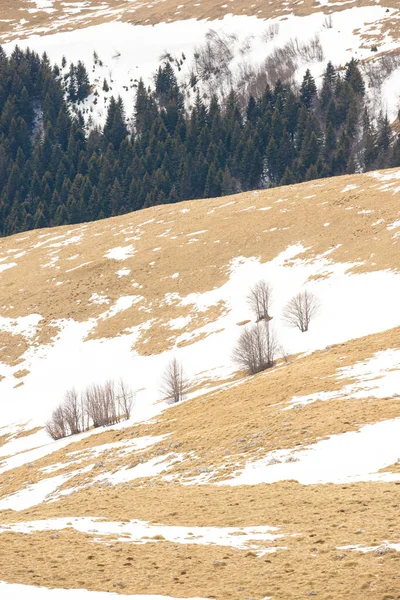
[
  {"xmin": 105, "ymin": 245, "xmax": 135, "ymax": 260},
  {"xmin": 225, "ymin": 418, "xmax": 400, "ymax": 485}
]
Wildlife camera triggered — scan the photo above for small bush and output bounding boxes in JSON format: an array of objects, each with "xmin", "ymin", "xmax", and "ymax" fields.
[
  {"xmin": 232, "ymin": 321, "xmax": 278, "ymax": 375},
  {"xmin": 283, "ymin": 290, "xmax": 319, "ymax": 332},
  {"xmin": 160, "ymin": 358, "xmax": 188, "ymax": 404},
  {"xmin": 247, "ymin": 280, "xmax": 273, "ymax": 322}
]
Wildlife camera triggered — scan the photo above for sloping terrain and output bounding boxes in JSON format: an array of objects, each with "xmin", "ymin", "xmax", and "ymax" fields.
[{"xmin": 1, "ymin": 169, "xmax": 400, "ymax": 598}]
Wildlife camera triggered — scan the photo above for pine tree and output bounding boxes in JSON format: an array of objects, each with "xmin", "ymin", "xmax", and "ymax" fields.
[
  {"xmin": 300, "ymin": 69, "xmax": 317, "ymax": 110},
  {"xmin": 221, "ymin": 166, "xmax": 237, "ymax": 195},
  {"xmin": 345, "ymin": 58, "xmax": 365, "ymax": 96},
  {"xmin": 75, "ymin": 61, "xmax": 91, "ymax": 102},
  {"xmin": 103, "ymin": 96, "xmax": 128, "ymax": 150},
  {"xmin": 320, "ymin": 61, "xmax": 336, "ymax": 110}
]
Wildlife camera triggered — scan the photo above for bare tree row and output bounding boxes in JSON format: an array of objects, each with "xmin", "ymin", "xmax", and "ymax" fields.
[{"xmin": 46, "ymin": 379, "xmax": 134, "ymax": 440}]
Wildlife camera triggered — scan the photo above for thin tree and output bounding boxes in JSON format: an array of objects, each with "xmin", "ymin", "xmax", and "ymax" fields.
[
  {"xmin": 282, "ymin": 289, "xmax": 319, "ymax": 332},
  {"xmin": 232, "ymin": 321, "xmax": 278, "ymax": 375},
  {"xmin": 117, "ymin": 378, "xmax": 134, "ymax": 419},
  {"xmin": 247, "ymin": 280, "xmax": 273, "ymax": 321},
  {"xmin": 45, "ymin": 405, "xmax": 67, "ymax": 440},
  {"xmin": 161, "ymin": 358, "xmax": 188, "ymax": 403},
  {"xmin": 63, "ymin": 387, "xmax": 81, "ymax": 435},
  {"xmin": 84, "ymin": 383, "xmax": 104, "ymax": 428}
]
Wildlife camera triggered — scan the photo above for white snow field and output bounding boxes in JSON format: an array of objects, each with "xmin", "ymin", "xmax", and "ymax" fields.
[
  {"xmin": 0, "ymin": 582, "xmax": 207, "ymax": 600},
  {"xmin": 4, "ymin": 6, "xmax": 400, "ymax": 126},
  {"xmin": 0, "ymin": 517, "xmax": 284, "ymax": 554}
]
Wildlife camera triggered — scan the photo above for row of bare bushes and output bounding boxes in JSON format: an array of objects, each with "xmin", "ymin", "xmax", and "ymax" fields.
[{"xmin": 46, "ymin": 379, "xmax": 134, "ymax": 440}]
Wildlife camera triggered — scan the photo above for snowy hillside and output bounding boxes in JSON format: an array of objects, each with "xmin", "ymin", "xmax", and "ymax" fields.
[
  {"xmin": 1, "ymin": 168, "xmax": 400, "ymax": 598},
  {"xmin": 4, "ymin": 5, "xmax": 400, "ymax": 126},
  {"xmin": 2, "ymin": 0, "xmax": 400, "ymax": 598}
]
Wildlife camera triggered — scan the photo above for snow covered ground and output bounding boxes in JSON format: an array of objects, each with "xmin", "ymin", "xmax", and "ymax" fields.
[
  {"xmin": 289, "ymin": 348, "xmax": 400, "ymax": 408},
  {"xmin": 0, "ymin": 582, "xmax": 207, "ymax": 600},
  {"xmin": 224, "ymin": 418, "xmax": 400, "ymax": 486},
  {"xmin": 0, "ymin": 517, "xmax": 284, "ymax": 554},
  {"xmin": 4, "ymin": 243, "xmax": 400, "ymax": 437},
  {"xmin": 3, "ymin": 6, "xmax": 400, "ymax": 125}
]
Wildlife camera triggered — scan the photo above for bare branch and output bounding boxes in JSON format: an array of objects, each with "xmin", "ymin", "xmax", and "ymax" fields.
[{"xmin": 45, "ymin": 405, "xmax": 67, "ymax": 440}]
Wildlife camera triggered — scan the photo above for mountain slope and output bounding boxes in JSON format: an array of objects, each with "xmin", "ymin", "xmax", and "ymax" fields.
[
  {"xmin": 3, "ymin": 2, "xmax": 400, "ymax": 127},
  {"xmin": 1, "ymin": 169, "xmax": 400, "ymax": 598}
]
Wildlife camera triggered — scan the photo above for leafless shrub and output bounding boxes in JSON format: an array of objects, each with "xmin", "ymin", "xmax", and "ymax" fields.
[
  {"xmin": 283, "ymin": 290, "xmax": 319, "ymax": 332},
  {"xmin": 247, "ymin": 280, "xmax": 273, "ymax": 322},
  {"xmin": 232, "ymin": 321, "xmax": 278, "ymax": 375},
  {"xmin": 264, "ymin": 36, "xmax": 324, "ymax": 86},
  {"xmin": 235, "ymin": 61, "xmax": 267, "ymax": 107},
  {"xmin": 297, "ymin": 35, "xmax": 324, "ymax": 63},
  {"xmin": 264, "ymin": 47, "xmax": 298, "ymax": 86},
  {"xmin": 278, "ymin": 344, "xmax": 290, "ymax": 364},
  {"xmin": 161, "ymin": 358, "xmax": 188, "ymax": 404},
  {"xmin": 84, "ymin": 381, "xmax": 121, "ymax": 428},
  {"xmin": 117, "ymin": 378, "xmax": 135, "ymax": 419},
  {"xmin": 239, "ymin": 34, "xmax": 254, "ymax": 56},
  {"xmin": 84, "ymin": 383, "xmax": 105, "ymax": 429},
  {"xmin": 263, "ymin": 22, "xmax": 280, "ymax": 43},
  {"xmin": 45, "ymin": 405, "xmax": 67, "ymax": 441},
  {"xmin": 193, "ymin": 29, "xmax": 236, "ymax": 82},
  {"xmin": 63, "ymin": 387, "xmax": 81, "ymax": 435},
  {"xmin": 322, "ymin": 15, "xmax": 333, "ymax": 29}
]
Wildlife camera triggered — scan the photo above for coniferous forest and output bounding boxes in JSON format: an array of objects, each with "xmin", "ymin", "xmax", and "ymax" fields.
[{"xmin": 0, "ymin": 44, "xmax": 400, "ymax": 237}]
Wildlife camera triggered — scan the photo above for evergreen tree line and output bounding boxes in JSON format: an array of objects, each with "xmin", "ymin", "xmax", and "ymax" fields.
[{"xmin": 1, "ymin": 45, "xmax": 400, "ymax": 237}]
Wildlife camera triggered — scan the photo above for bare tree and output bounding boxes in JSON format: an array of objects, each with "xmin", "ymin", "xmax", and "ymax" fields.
[
  {"xmin": 45, "ymin": 405, "xmax": 67, "ymax": 440},
  {"xmin": 283, "ymin": 290, "xmax": 319, "ymax": 332},
  {"xmin": 63, "ymin": 388, "xmax": 81, "ymax": 435},
  {"xmin": 104, "ymin": 380, "xmax": 119, "ymax": 426},
  {"xmin": 247, "ymin": 280, "xmax": 273, "ymax": 322},
  {"xmin": 232, "ymin": 321, "xmax": 278, "ymax": 375},
  {"xmin": 161, "ymin": 358, "xmax": 188, "ymax": 404},
  {"xmin": 264, "ymin": 321, "xmax": 278, "ymax": 368},
  {"xmin": 117, "ymin": 378, "xmax": 134, "ymax": 419},
  {"xmin": 83, "ymin": 384, "xmax": 103, "ymax": 429}
]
